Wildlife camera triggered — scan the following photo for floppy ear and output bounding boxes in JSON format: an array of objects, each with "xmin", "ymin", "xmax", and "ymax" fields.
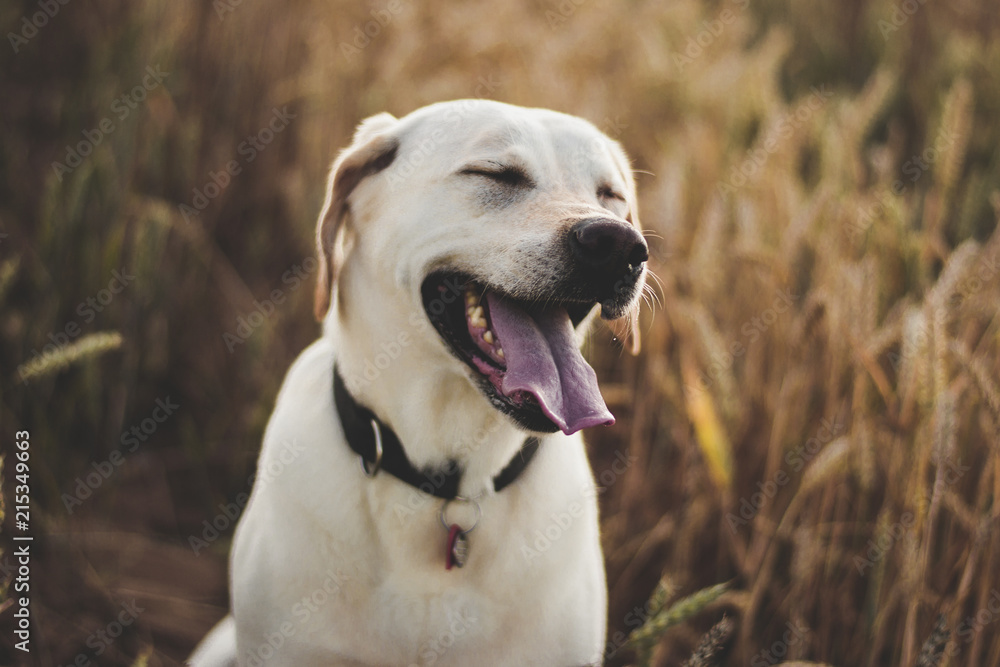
[{"xmin": 314, "ymin": 113, "xmax": 399, "ymax": 321}]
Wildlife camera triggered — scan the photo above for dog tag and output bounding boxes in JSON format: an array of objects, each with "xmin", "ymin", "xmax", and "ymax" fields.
[{"xmin": 445, "ymin": 524, "xmax": 469, "ymax": 570}]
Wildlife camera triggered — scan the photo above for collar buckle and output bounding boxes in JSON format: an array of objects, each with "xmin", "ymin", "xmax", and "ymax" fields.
[{"xmin": 360, "ymin": 418, "xmax": 384, "ymax": 477}]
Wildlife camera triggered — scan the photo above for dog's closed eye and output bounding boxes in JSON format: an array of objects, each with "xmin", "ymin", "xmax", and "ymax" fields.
[
  {"xmin": 597, "ymin": 184, "xmax": 630, "ymax": 219},
  {"xmin": 460, "ymin": 163, "xmax": 534, "ymax": 189},
  {"xmin": 597, "ymin": 184, "xmax": 626, "ymax": 203}
]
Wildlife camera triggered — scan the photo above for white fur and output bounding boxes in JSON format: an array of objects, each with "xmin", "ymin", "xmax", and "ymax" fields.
[{"xmin": 189, "ymin": 100, "xmax": 644, "ymax": 666}]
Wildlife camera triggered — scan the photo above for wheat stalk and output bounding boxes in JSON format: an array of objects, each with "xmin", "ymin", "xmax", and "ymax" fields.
[
  {"xmin": 18, "ymin": 331, "xmax": 123, "ymax": 382},
  {"xmin": 680, "ymin": 615, "xmax": 734, "ymax": 667},
  {"xmin": 934, "ymin": 78, "xmax": 974, "ymax": 196},
  {"xmin": 914, "ymin": 614, "xmax": 949, "ymax": 667},
  {"xmin": 626, "ymin": 581, "xmax": 731, "ymax": 653}
]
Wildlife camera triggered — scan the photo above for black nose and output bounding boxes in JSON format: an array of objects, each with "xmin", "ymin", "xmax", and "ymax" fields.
[{"xmin": 569, "ymin": 218, "xmax": 648, "ymax": 279}]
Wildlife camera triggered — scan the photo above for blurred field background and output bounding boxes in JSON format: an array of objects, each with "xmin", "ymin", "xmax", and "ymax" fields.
[{"xmin": 2, "ymin": 0, "xmax": 1000, "ymax": 665}]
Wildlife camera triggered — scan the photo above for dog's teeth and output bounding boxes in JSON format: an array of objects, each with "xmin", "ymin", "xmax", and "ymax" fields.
[
  {"xmin": 496, "ymin": 347, "xmax": 504, "ymax": 359},
  {"xmin": 468, "ymin": 306, "xmax": 488, "ymax": 329},
  {"xmin": 483, "ymin": 331, "xmax": 494, "ymax": 344}
]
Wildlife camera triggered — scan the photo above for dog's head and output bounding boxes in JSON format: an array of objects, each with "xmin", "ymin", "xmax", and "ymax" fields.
[{"xmin": 315, "ymin": 100, "xmax": 648, "ymax": 436}]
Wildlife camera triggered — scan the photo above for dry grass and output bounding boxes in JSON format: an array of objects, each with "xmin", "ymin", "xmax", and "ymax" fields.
[{"xmin": 1, "ymin": 0, "xmax": 999, "ymax": 665}]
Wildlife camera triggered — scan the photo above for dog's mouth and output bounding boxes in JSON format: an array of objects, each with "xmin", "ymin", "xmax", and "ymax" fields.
[{"xmin": 421, "ymin": 272, "xmax": 615, "ymax": 435}]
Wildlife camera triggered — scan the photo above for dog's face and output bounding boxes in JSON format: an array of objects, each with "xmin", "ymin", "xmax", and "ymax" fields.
[{"xmin": 315, "ymin": 100, "xmax": 648, "ymax": 436}]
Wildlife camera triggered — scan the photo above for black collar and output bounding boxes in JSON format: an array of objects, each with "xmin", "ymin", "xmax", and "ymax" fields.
[{"xmin": 332, "ymin": 366, "xmax": 539, "ymax": 500}]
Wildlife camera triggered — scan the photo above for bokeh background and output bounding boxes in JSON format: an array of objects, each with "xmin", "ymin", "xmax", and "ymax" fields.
[{"xmin": 2, "ymin": 0, "xmax": 1000, "ymax": 665}]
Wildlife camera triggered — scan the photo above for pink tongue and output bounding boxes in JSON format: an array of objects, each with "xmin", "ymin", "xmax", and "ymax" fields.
[{"xmin": 485, "ymin": 293, "xmax": 614, "ymax": 435}]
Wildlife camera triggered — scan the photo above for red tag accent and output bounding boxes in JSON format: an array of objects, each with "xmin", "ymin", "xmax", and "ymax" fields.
[{"xmin": 445, "ymin": 524, "xmax": 462, "ymax": 570}]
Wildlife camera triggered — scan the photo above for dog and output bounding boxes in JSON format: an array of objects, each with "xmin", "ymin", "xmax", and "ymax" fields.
[{"xmin": 189, "ymin": 99, "xmax": 648, "ymax": 666}]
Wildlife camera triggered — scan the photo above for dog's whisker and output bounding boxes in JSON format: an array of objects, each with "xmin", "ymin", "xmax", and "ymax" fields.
[{"xmin": 643, "ymin": 281, "xmax": 663, "ymax": 310}]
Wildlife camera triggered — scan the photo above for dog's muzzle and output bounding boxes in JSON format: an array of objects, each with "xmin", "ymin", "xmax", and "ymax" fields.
[{"xmin": 420, "ymin": 219, "xmax": 648, "ymax": 436}]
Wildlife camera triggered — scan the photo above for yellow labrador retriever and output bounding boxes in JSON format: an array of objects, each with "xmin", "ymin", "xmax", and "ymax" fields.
[{"xmin": 190, "ymin": 100, "xmax": 648, "ymax": 666}]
